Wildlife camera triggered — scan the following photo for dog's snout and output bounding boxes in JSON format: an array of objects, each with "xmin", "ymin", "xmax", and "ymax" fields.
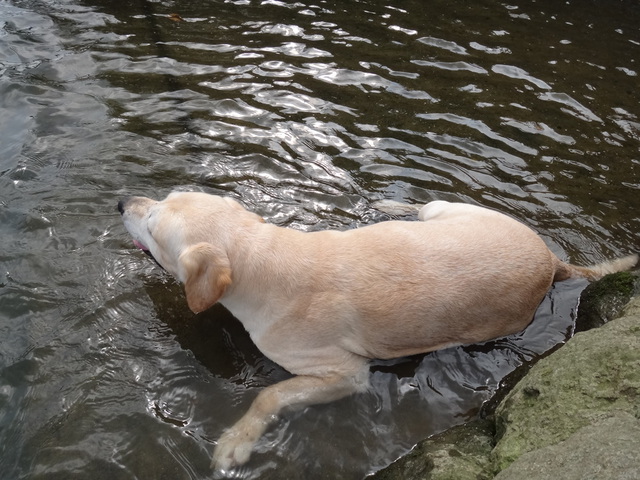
[{"xmin": 118, "ymin": 197, "xmax": 132, "ymax": 215}]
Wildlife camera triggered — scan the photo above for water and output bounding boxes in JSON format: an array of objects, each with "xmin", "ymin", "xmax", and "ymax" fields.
[{"xmin": 1, "ymin": 0, "xmax": 639, "ymax": 478}]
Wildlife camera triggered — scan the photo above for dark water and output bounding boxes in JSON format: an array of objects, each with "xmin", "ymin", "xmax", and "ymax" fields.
[{"xmin": 1, "ymin": 0, "xmax": 639, "ymax": 478}]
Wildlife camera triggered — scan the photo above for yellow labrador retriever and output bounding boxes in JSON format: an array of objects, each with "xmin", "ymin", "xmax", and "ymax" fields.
[{"xmin": 118, "ymin": 191, "xmax": 637, "ymax": 470}]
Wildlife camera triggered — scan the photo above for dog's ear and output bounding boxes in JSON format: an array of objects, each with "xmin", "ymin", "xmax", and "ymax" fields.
[{"xmin": 178, "ymin": 243, "xmax": 232, "ymax": 313}]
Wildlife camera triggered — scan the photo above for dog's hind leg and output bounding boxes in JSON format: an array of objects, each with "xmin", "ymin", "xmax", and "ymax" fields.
[
  {"xmin": 417, "ymin": 200, "xmax": 507, "ymax": 222},
  {"xmin": 374, "ymin": 199, "xmax": 483, "ymax": 221},
  {"xmin": 211, "ymin": 367, "xmax": 369, "ymax": 471}
]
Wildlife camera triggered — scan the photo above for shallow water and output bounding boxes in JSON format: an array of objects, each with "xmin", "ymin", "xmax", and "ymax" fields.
[{"xmin": 1, "ymin": 0, "xmax": 639, "ymax": 478}]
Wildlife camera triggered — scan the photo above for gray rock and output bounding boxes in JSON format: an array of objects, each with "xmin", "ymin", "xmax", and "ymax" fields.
[
  {"xmin": 490, "ymin": 313, "xmax": 640, "ymax": 473},
  {"xmin": 494, "ymin": 414, "xmax": 640, "ymax": 480},
  {"xmin": 370, "ymin": 419, "xmax": 494, "ymax": 480},
  {"xmin": 575, "ymin": 271, "xmax": 640, "ymax": 332}
]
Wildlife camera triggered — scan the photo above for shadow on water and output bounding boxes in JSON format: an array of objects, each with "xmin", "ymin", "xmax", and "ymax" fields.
[{"xmin": 145, "ymin": 279, "xmax": 288, "ymax": 385}]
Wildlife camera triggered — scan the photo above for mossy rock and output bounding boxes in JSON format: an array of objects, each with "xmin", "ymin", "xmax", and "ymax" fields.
[
  {"xmin": 489, "ymin": 314, "xmax": 640, "ymax": 474},
  {"xmin": 575, "ymin": 271, "xmax": 640, "ymax": 333},
  {"xmin": 493, "ymin": 414, "xmax": 640, "ymax": 480},
  {"xmin": 370, "ymin": 419, "xmax": 495, "ymax": 480}
]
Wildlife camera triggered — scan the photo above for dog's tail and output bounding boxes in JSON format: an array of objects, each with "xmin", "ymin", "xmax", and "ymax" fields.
[{"xmin": 554, "ymin": 253, "xmax": 639, "ymax": 282}]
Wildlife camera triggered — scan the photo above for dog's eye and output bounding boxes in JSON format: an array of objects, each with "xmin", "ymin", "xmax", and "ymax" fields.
[{"xmin": 146, "ymin": 211, "xmax": 157, "ymax": 238}]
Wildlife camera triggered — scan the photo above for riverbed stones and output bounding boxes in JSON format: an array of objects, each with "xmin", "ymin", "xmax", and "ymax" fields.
[{"xmin": 371, "ymin": 271, "xmax": 640, "ymax": 480}]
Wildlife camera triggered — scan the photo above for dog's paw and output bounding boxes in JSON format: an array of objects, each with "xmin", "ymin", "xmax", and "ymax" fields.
[{"xmin": 210, "ymin": 428, "xmax": 256, "ymax": 471}]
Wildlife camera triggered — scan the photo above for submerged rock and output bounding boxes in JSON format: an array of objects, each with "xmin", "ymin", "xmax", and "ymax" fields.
[{"xmin": 371, "ymin": 419, "xmax": 495, "ymax": 480}]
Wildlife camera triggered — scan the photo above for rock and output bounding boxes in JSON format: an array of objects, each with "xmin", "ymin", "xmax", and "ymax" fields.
[
  {"xmin": 370, "ymin": 419, "xmax": 495, "ymax": 480},
  {"xmin": 490, "ymin": 313, "xmax": 640, "ymax": 473},
  {"xmin": 622, "ymin": 294, "xmax": 640, "ymax": 318},
  {"xmin": 575, "ymin": 271, "xmax": 640, "ymax": 332},
  {"xmin": 493, "ymin": 414, "xmax": 640, "ymax": 480}
]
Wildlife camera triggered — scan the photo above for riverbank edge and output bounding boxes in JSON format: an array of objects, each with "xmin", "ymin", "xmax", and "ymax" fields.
[{"xmin": 371, "ymin": 271, "xmax": 640, "ymax": 480}]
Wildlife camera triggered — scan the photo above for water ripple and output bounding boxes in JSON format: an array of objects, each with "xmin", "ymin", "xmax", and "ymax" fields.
[
  {"xmin": 538, "ymin": 91, "xmax": 604, "ymax": 123},
  {"xmin": 491, "ymin": 64, "xmax": 552, "ymax": 90},
  {"xmin": 412, "ymin": 59, "xmax": 488, "ymax": 74}
]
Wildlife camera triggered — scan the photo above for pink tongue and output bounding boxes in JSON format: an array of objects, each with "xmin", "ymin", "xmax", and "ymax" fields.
[{"xmin": 133, "ymin": 239, "xmax": 149, "ymax": 251}]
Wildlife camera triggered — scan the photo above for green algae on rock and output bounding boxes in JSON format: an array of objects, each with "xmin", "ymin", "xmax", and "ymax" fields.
[
  {"xmin": 575, "ymin": 271, "xmax": 640, "ymax": 333},
  {"xmin": 371, "ymin": 419, "xmax": 495, "ymax": 480},
  {"xmin": 490, "ymin": 314, "xmax": 640, "ymax": 474}
]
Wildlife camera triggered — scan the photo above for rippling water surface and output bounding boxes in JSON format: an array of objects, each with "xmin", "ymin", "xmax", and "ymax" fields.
[{"xmin": 1, "ymin": 0, "xmax": 639, "ymax": 478}]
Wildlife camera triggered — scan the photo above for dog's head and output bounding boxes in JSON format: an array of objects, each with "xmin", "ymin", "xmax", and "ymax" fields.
[{"xmin": 118, "ymin": 191, "xmax": 255, "ymax": 313}]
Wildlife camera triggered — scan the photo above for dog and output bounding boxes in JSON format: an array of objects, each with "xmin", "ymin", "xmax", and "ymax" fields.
[{"xmin": 118, "ymin": 191, "xmax": 637, "ymax": 470}]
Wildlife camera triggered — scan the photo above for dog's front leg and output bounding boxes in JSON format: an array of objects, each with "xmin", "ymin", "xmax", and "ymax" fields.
[{"xmin": 211, "ymin": 370, "xmax": 368, "ymax": 470}]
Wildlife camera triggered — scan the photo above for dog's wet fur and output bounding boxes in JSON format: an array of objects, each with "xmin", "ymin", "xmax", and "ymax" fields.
[{"xmin": 119, "ymin": 191, "xmax": 638, "ymax": 469}]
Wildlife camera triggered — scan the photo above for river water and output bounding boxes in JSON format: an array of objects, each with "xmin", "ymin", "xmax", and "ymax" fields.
[{"xmin": 1, "ymin": 0, "xmax": 639, "ymax": 478}]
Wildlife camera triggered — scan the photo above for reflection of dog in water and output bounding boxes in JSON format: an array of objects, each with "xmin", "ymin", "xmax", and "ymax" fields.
[{"xmin": 119, "ymin": 191, "xmax": 638, "ymax": 470}]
